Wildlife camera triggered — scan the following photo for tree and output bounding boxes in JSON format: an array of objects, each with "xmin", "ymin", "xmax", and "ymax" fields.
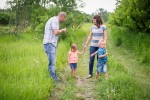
[
  {"xmin": 94, "ymin": 8, "xmax": 109, "ymax": 23},
  {"xmin": 110, "ymin": 0, "xmax": 150, "ymax": 33}
]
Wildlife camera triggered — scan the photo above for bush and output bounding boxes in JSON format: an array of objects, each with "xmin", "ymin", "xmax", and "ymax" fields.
[
  {"xmin": 0, "ymin": 12, "xmax": 10, "ymax": 25},
  {"xmin": 110, "ymin": 25, "xmax": 150, "ymax": 66},
  {"xmin": 110, "ymin": 0, "xmax": 150, "ymax": 33}
]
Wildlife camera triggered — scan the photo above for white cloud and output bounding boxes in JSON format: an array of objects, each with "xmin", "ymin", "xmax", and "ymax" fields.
[
  {"xmin": 78, "ymin": 0, "xmax": 117, "ymax": 14},
  {"xmin": 0, "ymin": 0, "xmax": 7, "ymax": 9}
]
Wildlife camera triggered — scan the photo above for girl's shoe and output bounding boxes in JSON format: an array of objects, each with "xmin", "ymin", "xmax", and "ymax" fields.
[{"xmin": 87, "ymin": 74, "xmax": 92, "ymax": 79}]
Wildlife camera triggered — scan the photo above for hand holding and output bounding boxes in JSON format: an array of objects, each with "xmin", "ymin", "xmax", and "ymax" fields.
[
  {"xmin": 105, "ymin": 52, "xmax": 108, "ymax": 55},
  {"xmin": 83, "ymin": 45, "xmax": 87, "ymax": 51},
  {"xmin": 90, "ymin": 54, "xmax": 94, "ymax": 57}
]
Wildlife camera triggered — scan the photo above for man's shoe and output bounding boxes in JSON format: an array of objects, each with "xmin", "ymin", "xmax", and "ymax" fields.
[{"xmin": 87, "ymin": 74, "xmax": 92, "ymax": 79}]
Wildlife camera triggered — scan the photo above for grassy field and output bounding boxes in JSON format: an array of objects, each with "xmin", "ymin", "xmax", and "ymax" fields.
[
  {"xmin": 94, "ymin": 25, "xmax": 150, "ymax": 100},
  {"xmin": 0, "ymin": 23, "xmax": 90, "ymax": 100},
  {"xmin": 0, "ymin": 23, "xmax": 150, "ymax": 100},
  {"xmin": 49, "ymin": 23, "xmax": 150, "ymax": 100},
  {"xmin": 0, "ymin": 32, "xmax": 54, "ymax": 99}
]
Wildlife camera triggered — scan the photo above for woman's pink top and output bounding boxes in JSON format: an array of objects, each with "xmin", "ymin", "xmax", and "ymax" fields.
[{"xmin": 68, "ymin": 50, "xmax": 80, "ymax": 63}]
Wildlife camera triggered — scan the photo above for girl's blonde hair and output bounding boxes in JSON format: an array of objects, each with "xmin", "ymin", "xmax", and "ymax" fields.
[{"xmin": 71, "ymin": 43, "xmax": 77, "ymax": 51}]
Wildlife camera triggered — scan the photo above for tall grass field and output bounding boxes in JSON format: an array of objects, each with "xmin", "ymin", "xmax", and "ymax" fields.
[
  {"xmin": 94, "ymin": 25, "xmax": 150, "ymax": 100},
  {"xmin": 0, "ymin": 24, "xmax": 89, "ymax": 100},
  {"xmin": 1, "ymin": 23, "xmax": 150, "ymax": 100}
]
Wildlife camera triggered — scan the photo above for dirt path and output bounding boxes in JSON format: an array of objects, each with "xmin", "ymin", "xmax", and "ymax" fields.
[
  {"xmin": 48, "ymin": 25, "xmax": 150, "ymax": 99},
  {"xmin": 48, "ymin": 45, "xmax": 98, "ymax": 100},
  {"xmin": 75, "ymin": 76, "xmax": 95, "ymax": 100},
  {"xmin": 75, "ymin": 49, "xmax": 97, "ymax": 100}
]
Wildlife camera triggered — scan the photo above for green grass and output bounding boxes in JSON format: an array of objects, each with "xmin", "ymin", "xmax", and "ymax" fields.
[
  {"xmin": 0, "ymin": 32, "xmax": 54, "ymax": 99},
  {"xmin": 1, "ymin": 23, "xmax": 149, "ymax": 100},
  {"xmin": 95, "ymin": 56, "xmax": 147, "ymax": 100},
  {"xmin": 95, "ymin": 25, "xmax": 150, "ymax": 100},
  {"xmin": 49, "ymin": 75, "xmax": 77, "ymax": 99},
  {"xmin": 110, "ymin": 26, "xmax": 150, "ymax": 65},
  {"xmin": 0, "ymin": 24, "xmax": 88, "ymax": 99}
]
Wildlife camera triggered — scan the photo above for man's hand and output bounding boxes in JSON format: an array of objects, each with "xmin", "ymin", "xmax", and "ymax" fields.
[{"xmin": 61, "ymin": 28, "xmax": 66, "ymax": 33}]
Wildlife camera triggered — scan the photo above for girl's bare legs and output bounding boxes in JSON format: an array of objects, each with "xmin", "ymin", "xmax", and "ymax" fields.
[
  {"xmin": 73, "ymin": 69, "xmax": 76, "ymax": 78},
  {"xmin": 104, "ymin": 72, "xmax": 108, "ymax": 79},
  {"xmin": 96, "ymin": 72, "xmax": 100, "ymax": 79},
  {"xmin": 71, "ymin": 69, "xmax": 73, "ymax": 76}
]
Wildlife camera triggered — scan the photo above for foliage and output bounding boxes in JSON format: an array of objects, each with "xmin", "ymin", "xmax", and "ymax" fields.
[
  {"xmin": 0, "ymin": 22, "xmax": 88, "ymax": 99},
  {"xmin": 0, "ymin": 11, "xmax": 15, "ymax": 25},
  {"xmin": 110, "ymin": 0, "xmax": 150, "ymax": 33},
  {"xmin": 95, "ymin": 25, "xmax": 150, "ymax": 99},
  {"xmin": 96, "ymin": 55, "xmax": 150, "ymax": 99},
  {"xmin": 94, "ymin": 8, "xmax": 110, "ymax": 23},
  {"xmin": 2, "ymin": 0, "xmax": 91, "ymax": 35},
  {"xmin": 0, "ymin": 12, "xmax": 10, "ymax": 25},
  {"xmin": 0, "ymin": 32, "xmax": 54, "ymax": 100},
  {"xmin": 6, "ymin": 0, "xmax": 85, "ymax": 27},
  {"xmin": 110, "ymin": 25, "xmax": 150, "ymax": 66}
]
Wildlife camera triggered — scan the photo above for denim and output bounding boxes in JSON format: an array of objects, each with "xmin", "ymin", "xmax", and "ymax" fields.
[
  {"xmin": 97, "ymin": 62, "xmax": 107, "ymax": 73},
  {"xmin": 70, "ymin": 63, "xmax": 77, "ymax": 69},
  {"xmin": 89, "ymin": 46, "xmax": 99, "ymax": 75},
  {"xmin": 44, "ymin": 43, "xmax": 58, "ymax": 81}
]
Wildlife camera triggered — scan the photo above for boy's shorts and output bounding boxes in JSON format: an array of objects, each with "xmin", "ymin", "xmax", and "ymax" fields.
[
  {"xmin": 97, "ymin": 62, "xmax": 107, "ymax": 73},
  {"xmin": 70, "ymin": 63, "xmax": 77, "ymax": 69}
]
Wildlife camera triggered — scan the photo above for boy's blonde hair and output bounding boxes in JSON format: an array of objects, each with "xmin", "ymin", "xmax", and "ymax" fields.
[{"xmin": 98, "ymin": 39, "xmax": 105, "ymax": 45}]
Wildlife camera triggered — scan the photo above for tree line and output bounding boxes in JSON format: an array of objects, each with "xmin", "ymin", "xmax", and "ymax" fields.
[
  {"xmin": 110, "ymin": 0, "xmax": 150, "ymax": 33},
  {"xmin": 0, "ymin": 0, "xmax": 112, "ymax": 29},
  {"xmin": 0, "ymin": 0, "xmax": 91, "ymax": 31}
]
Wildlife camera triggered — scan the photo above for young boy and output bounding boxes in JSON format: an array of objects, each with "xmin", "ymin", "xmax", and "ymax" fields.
[{"xmin": 90, "ymin": 40, "xmax": 108, "ymax": 79}]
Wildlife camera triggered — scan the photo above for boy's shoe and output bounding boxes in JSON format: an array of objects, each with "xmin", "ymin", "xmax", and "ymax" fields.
[
  {"xmin": 87, "ymin": 74, "xmax": 92, "ymax": 79},
  {"xmin": 105, "ymin": 78, "xmax": 108, "ymax": 80}
]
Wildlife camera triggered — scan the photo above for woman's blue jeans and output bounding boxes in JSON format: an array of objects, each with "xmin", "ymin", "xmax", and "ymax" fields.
[
  {"xmin": 44, "ymin": 43, "xmax": 58, "ymax": 81},
  {"xmin": 89, "ymin": 46, "xmax": 99, "ymax": 75}
]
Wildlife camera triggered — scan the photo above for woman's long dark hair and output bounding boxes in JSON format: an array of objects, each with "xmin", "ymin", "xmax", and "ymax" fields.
[{"xmin": 93, "ymin": 15, "xmax": 103, "ymax": 28}]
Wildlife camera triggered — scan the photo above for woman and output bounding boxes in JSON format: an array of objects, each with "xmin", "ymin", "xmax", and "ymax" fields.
[{"xmin": 84, "ymin": 15, "xmax": 107, "ymax": 79}]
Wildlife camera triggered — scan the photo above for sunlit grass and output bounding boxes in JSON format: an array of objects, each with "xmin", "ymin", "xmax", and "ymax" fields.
[
  {"xmin": 0, "ymin": 24, "xmax": 88, "ymax": 99},
  {"xmin": 1, "ymin": 23, "xmax": 149, "ymax": 100},
  {"xmin": 95, "ymin": 25, "xmax": 150, "ymax": 100},
  {"xmin": 0, "ymin": 33, "xmax": 54, "ymax": 99}
]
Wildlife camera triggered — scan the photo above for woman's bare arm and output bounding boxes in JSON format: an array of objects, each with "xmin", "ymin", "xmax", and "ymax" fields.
[{"xmin": 84, "ymin": 32, "xmax": 92, "ymax": 50}]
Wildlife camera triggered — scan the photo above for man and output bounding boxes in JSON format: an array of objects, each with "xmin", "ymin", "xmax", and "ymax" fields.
[{"xmin": 43, "ymin": 12, "xmax": 66, "ymax": 82}]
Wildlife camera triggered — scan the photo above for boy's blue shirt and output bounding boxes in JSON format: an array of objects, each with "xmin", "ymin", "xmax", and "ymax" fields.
[{"xmin": 98, "ymin": 47, "xmax": 108, "ymax": 63}]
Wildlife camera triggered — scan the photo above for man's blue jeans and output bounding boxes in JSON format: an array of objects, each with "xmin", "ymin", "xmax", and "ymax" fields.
[
  {"xmin": 89, "ymin": 46, "xmax": 99, "ymax": 75},
  {"xmin": 44, "ymin": 43, "xmax": 58, "ymax": 81}
]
